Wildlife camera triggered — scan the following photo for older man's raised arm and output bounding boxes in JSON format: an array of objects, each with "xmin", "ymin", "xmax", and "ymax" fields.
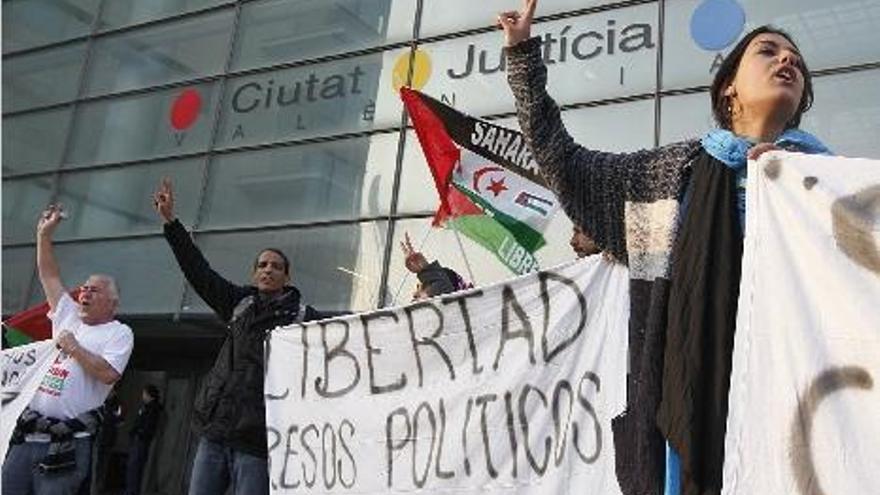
[{"xmin": 36, "ymin": 204, "xmax": 67, "ymax": 311}]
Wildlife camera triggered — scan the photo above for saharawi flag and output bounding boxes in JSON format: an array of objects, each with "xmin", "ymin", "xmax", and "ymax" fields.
[{"xmin": 401, "ymin": 88, "xmax": 560, "ymax": 275}]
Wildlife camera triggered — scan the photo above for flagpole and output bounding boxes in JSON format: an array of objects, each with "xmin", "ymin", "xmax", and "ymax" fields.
[{"xmin": 449, "ymin": 221, "xmax": 477, "ymax": 285}]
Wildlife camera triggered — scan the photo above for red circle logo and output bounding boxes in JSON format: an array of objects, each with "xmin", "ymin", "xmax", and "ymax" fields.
[{"xmin": 170, "ymin": 89, "xmax": 202, "ymax": 130}]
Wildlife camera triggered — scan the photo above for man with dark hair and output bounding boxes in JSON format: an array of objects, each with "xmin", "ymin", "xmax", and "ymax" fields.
[
  {"xmin": 153, "ymin": 178, "xmax": 346, "ymax": 495},
  {"xmin": 3, "ymin": 204, "xmax": 134, "ymax": 494},
  {"xmin": 124, "ymin": 384, "xmax": 162, "ymax": 495}
]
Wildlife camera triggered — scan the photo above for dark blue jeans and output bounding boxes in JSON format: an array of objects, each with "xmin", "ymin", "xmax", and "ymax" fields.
[
  {"xmin": 124, "ymin": 437, "xmax": 150, "ymax": 495},
  {"xmin": 2, "ymin": 437, "xmax": 92, "ymax": 495},
  {"xmin": 188, "ymin": 437, "xmax": 269, "ymax": 495}
]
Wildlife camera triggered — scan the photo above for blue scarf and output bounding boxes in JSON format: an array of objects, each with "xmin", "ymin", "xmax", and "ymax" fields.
[
  {"xmin": 699, "ymin": 128, "xmax": 831, "ymax": 228},
  {"xmin": 701, "ymin": 128, "xmax": 831, "ymax": 169}
]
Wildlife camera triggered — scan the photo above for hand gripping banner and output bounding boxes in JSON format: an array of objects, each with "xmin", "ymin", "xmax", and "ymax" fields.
[{"xmin": 1, "ymin": 340, "xmax": 61, "ymax": 461}]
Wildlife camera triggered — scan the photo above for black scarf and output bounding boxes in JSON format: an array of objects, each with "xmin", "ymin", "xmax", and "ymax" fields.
[{"xmin": 657, "ymin": 151, "xmax": 743, "ymax": 495}]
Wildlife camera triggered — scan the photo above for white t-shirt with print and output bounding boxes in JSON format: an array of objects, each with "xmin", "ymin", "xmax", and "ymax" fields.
[{"xmin": 29, "ymin": 293, "xmax": 133, "ymax": 420}]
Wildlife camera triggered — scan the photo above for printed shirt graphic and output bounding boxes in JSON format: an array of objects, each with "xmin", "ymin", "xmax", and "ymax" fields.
[{"xmin": 29, "ymin": 293, "xmax": 133, "ymax": 419}]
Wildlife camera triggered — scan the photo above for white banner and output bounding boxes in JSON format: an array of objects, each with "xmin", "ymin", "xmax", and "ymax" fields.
[
  {"xmin": 1, "ymin": 340, "xmax": 60, "ymax": 461},
  {"xmin": 266, "ymin": 257, "xmax": 629, "ymax": 493},
  {"xmin": 724, "ymin": 152, "xmax": 880, "ymax": 494}
]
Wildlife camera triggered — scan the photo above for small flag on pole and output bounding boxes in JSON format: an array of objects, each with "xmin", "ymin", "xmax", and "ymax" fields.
[{"xmin": 401, "ymin": 88, "xmax": 559, "ymax": 275}]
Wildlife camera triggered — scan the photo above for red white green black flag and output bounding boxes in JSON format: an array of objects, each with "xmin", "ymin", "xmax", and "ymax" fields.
[
  {"xmin": 400, "ymin": 88, "xmax": 559, "ymax": 275},
  {"xmin": 2, "ymin": 289, "xmax": 80, "ymax": 348}
]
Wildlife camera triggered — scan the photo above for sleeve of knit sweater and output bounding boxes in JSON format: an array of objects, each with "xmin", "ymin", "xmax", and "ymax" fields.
[{"xmin": 505, "ymin": 37, "xmax": 692, "ymax": 263}]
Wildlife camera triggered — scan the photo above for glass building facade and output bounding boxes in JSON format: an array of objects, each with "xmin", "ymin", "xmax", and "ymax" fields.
[{"xmin": 3, "ymin": 0, "xmax": 879, "ymax": 490}]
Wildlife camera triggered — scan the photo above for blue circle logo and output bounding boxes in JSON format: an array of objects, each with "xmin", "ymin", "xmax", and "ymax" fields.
[{"xmin": 690, "ymin": 0, "xmax": 746, "ymax": 51}]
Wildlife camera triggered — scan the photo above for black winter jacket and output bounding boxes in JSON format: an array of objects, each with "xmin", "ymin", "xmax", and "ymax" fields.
[
  {"xmin": 163, "ymin": 219, "xmax": 341, "ymax": 457},
  {"xmin": 130, "ymin": 400, "xmax": 162, "ymax": 444}
]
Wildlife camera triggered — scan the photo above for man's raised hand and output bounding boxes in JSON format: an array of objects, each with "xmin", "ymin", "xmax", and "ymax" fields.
[
  {"xmin": 400, "ymin": 232, "xmax": 429, "ymax": 274},
  {"xmin": 153, "ymin": 177, "xmax": 176, "ymax": 224},
  {"xmin": 37, "ymin": 204, "xmax": 65, "ymax": 238}
]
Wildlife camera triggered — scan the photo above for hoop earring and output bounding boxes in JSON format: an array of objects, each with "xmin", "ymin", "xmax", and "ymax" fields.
[{"xmin": 728, "ymin": 96, "xmax": 743, "ymax": 124}]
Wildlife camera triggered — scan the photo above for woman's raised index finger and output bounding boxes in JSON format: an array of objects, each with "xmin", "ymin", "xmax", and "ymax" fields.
[{"xmin": 523, "ymin": 0, "xmax": 537, "ymax": 21}]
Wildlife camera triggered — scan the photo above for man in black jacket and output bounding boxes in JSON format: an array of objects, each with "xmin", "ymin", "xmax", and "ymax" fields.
[{"xmin": 153, "ymin": 178, "xmax": 342, "ymax": 495}]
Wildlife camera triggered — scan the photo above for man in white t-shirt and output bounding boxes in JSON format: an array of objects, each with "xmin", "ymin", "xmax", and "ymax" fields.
[{"xmin": 2, "ymin": 204, "xmax": 134, "ymax": 495}]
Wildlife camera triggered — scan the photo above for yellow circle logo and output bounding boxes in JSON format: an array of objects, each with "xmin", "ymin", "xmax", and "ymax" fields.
[{"xmin": 392, "ymin": 48, "xmax": 432, "ymax": 92}]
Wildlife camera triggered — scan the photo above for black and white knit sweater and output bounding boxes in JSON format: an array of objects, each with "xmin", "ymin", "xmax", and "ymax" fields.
[{"xmin": 507, "ymin": 36, "xmax": 702, "ymax": 495}]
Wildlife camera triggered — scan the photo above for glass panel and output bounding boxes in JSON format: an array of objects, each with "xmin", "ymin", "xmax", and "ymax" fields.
[
  {"xmin": 2, "ymin": 247, "xmax": 34, "ymax": 315},
  {"xmin": 663, "ymin": 0, "xmax": 880, "ymax": 91},
  {"xmin": 658, "ymin": 69, "xmax": 880, "ymax": 160},
  {"xmin": 659, "ymin": 91, "xmax": 712, "ymax": 146},
  {"xmin": 400, "ymin": 4, "xmax": 659, "ymax": 119},
  {"xmin": 27, "ymin": 237, "xmax": 188, "ymax": 314},
  {"xmin": 2, "ymin": 0, "xmax": 100, "ymax": 53},
  {"xmin": 2, "ymin": 175, "xmax": 55, "ymax": 244},
  {"xmin": 384, "ymin": 214, "xmax": 579, "ymax": 307},
  {"xmin": 802, "ymin": 69, "xmax": 880, "ymax": 160},
  {"xmin": 418, "ymin": 0, "xmax": 621, "ymax": 38},
  {"xmin": 3, "ymin": 43, "xmax": 86, "ymax": 112},
  {"xmin": 84, "ymin": 11, "xmax": 234, "ymax": 97},
  {"xmin": 201, "ymin": 132, "xmax": 397, "ymax": 229},
  {"xmin": 66, "ymin": 83, "xmax": 220, "ymax": 167},
  {"xmin": 180, "ymin": 221, "xmax": 387, "ymax": 314},
  {"xmin": 98, "ymin": 0, "xmax": 232, "ymax": 31},
  {"xmin": 2, "ymin": 107, "xmax": 72, "ymax": 176},
  {"xmin": 216, "ymin": 52, "xmax": 399, "ymax": 147},
  {"xmin": 397, "ymin": 99, "xmax": 656, "ymax": 214},
  {"xmin": 51, "ymin": 159, "xmax": 205, "ymax": 240},
  {"xmin": 233, "ymin": 0, "xmax": 415, "ymax": 71}
]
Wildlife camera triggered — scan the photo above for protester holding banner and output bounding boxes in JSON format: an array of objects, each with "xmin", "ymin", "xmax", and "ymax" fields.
[
  {"xmin": 499, "ymin": 1, "xmax": 832, "ymax": 494},
  {"xmin": 400, "ymin": 232, "xmax": 471, "ymax": 300},
  {"xmin": 2, "ymin": 204, "xmax": 134, "ymax": 494},
  {"xmin": 153, "ymin": 178, "xmax": 348, "ymax": 495}
]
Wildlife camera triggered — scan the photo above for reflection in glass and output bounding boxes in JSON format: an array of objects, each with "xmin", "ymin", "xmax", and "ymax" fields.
[
  {"xmin": 2, "ymin": 176, "xmax": 55, "ymax": 244},
  {"xmin": 416, "ymin": 4, "xmax": 659, "ymax": 118},
  {"xmin": 2, "ymin": 248, "xmax": 35, "ymax": 314},
  {"xmin": 2, "ymin": 108, "xmax": 72, "ymax": 176},
  {"xmin": 662, "ymin": 0, "xmax": 880, "ymax": 91},
  {"xmin": 803, "ymin": 70, "xmax": 880, "ymax": 159},
  {"xmin": 26, "ymin": 237, "xmax": 188, "ymax": 314},
  {"xmin": 84, "ymin": 11, "xmax": 233, "ymax": 97},
  {"xmin": 3, "ymin": 43, "xmax": 86, "ymax": 112},
  {"xmin": 234, "ymin": 0, "xmax": 404, "ymax": 71},
  {"xmin": 217, "ymin": 54, "xmax": 386, "ymax": 147},
  {"xmin": 201, "ymin": 135, "xmax": 398, "ymax": 229},
  {"xmin": 67, "ymin": 83, "xmax": 219, "ymax": 167},
  {"xmin": 52, "ymin": 159, "xmax": 204, "ymax": 240},
  {"xmin": 2, "ymin": 0, "xmax": 100, "ymax": 53},
  {"xmin": 181, "ymin": 221, "xmax": 386, "ymax": 313},
  {"xmin": 659, "ymin": 92, "xmax": 713, "ymax": 145},
  {"xmin": 418, "ymin": 0, "xmax": 615, "ymax": 39},
  {"xmin": 98, "ymin": 0, "xmax": 231, "ymax": 31}
]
